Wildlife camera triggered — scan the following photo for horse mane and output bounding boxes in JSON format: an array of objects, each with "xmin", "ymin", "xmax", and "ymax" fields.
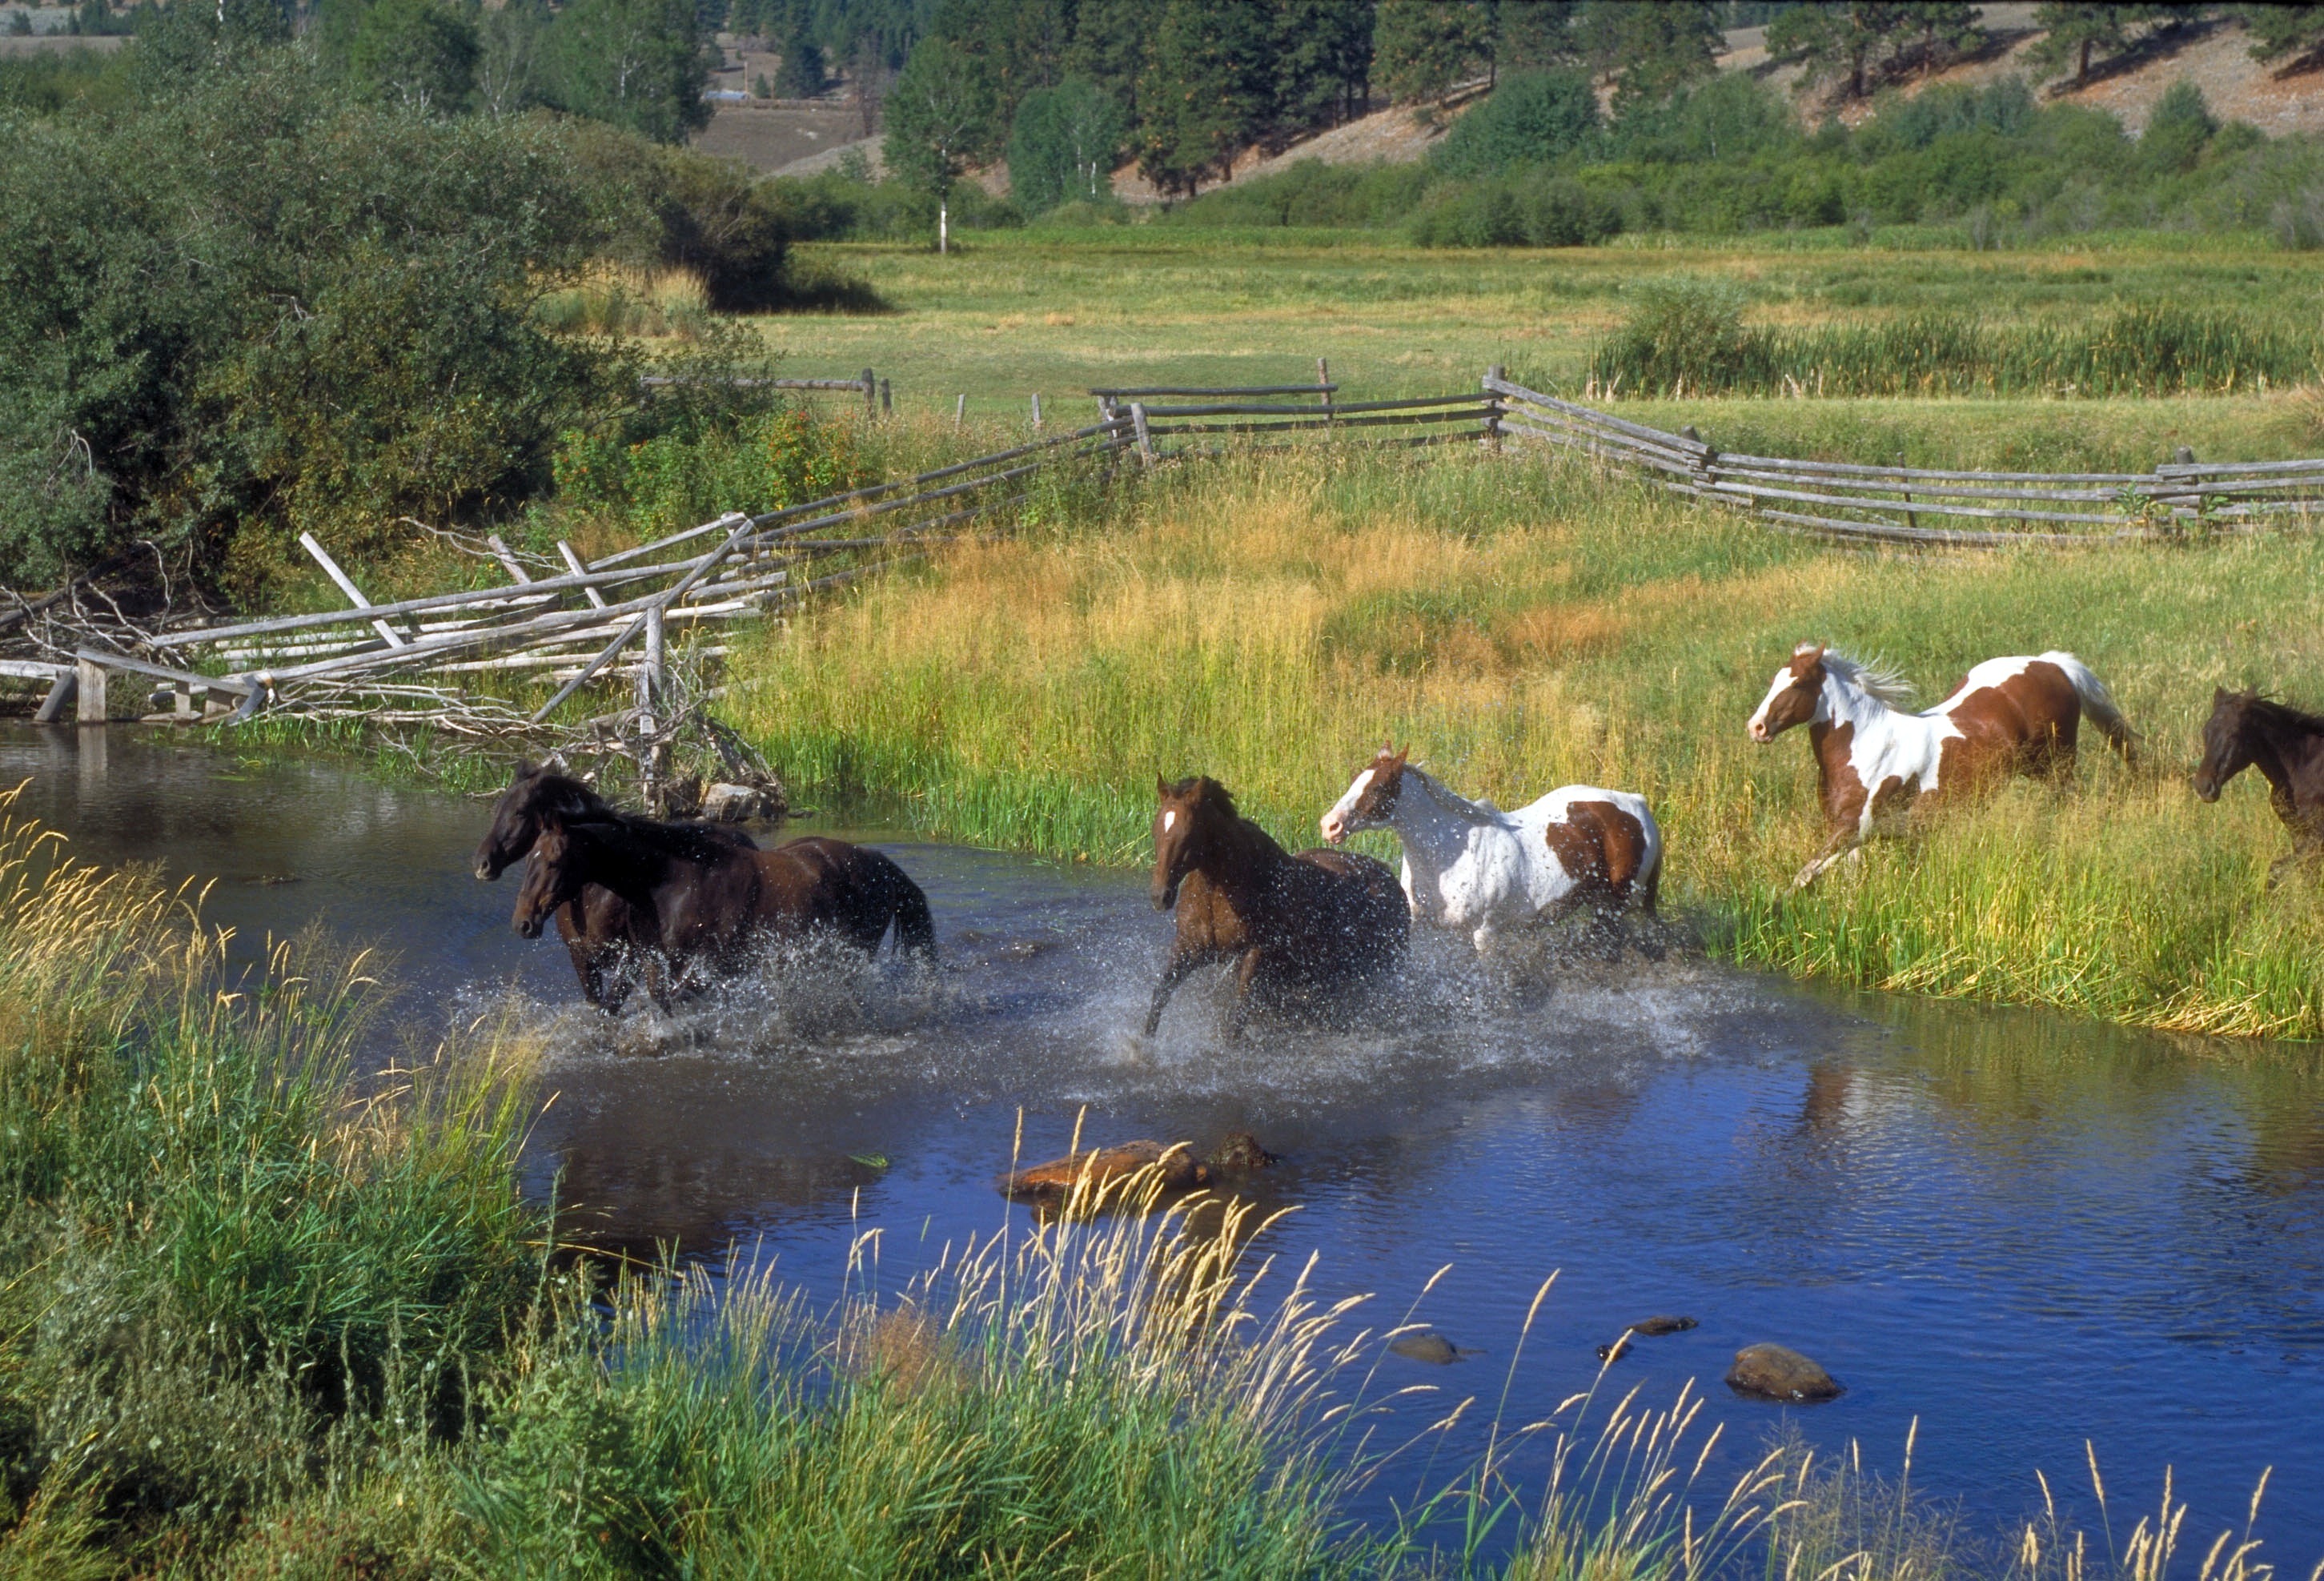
[
  {"xmin": 1815, "ymin": 647, "xmax": 1916, "ymax": 707},
  {"xmin": 1166, "ymin": 776, "xmax": 1240, "ymax": 822},
  {"xmin": 2236, "ymin": 692, "xmax": 2324, "ymax": 736},
  {"xmin": 517, "ymin": 768, "xmax": 757, "ymax": 855},
  {"xmin": 562, "ymin": 813, "xmax": 751, "ymax": 867}
]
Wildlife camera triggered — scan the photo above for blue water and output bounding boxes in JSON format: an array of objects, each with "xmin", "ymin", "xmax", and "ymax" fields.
[{"xmin": 11, "ymin": 722, "xmax": 2322, "ymax": 1564}]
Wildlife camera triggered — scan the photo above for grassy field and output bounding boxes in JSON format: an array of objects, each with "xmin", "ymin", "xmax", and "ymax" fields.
[
  {"xmin": 724, "ymin": 436, "xmax": 2324, "ymax": 1039},
  {"xmin": 769, "ymin": 231, "xmax": 2324, "ymax": 438}
]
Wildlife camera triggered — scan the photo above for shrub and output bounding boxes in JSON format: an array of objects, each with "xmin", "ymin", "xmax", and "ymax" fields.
[
  {"xmin": 1586, "ymin": 277, "xmax": 1766, "ymax": 394},
  {"xmin": 0, "ymin": 57, "xmax": 617, "ymax": 591},
  {"xmin": 1430, "ymin": 67, "xmax": 1600, "ymax": 178}
]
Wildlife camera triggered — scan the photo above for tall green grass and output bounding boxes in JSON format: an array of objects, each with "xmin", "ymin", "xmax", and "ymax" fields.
[
  {"xmin": 724, "ymin": 442, "xmax": 2324, "ymax": 1038},
  {"xmin": 1584, "ymin": 283, "xmax": 2324, "ymax": 399}
]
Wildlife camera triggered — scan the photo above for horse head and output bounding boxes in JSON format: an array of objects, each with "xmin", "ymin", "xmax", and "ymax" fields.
[
  {"xmin": 2194, "ymin": 686, "xmax": 2258, "ymax": 803},
  {"xmin": 1152, "ymin": 775, "xmax": 1235, "ymax": 911},
  {"xmin": 1748, "ymin": 644, "xmax": 1829, "ymax": 743},
  {"xmin": 512, "ymin": 819, "xmax": 588, "ymax": 939},
  {"xmin": 476, "ymin": 760, "xmax": 604, "ymax": 881},
  {"xmin": 1320, "ymin": 742, "xmax": 1409, "ymax": 845}
]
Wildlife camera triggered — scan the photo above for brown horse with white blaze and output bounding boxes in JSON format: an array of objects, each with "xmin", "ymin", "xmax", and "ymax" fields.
[
  {"xmin": 1146, "ymin": 775, "xmax": 1408, "ymax": 1041},
  {"xmin": 1748, "ymin": 644, "xmax": 2136, "ymax": 888}
]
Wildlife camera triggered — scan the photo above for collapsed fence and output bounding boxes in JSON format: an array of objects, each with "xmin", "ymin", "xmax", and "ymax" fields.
[{"xmin": 9, "ymin": 364, "xmax": 2324, "ymax": 776}]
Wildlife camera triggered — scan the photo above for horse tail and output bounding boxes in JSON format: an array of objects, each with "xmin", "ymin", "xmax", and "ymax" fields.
[
  {"xmin": 889, "ymin": 873, "xmax": 938, "ymax": 962},
  {"xmin": 2043, "ymin": 651, "xmax": 2137, "ymax": 765}
]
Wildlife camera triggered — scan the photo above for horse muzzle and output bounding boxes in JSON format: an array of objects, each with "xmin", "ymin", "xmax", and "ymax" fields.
[
  {"xmin": 2192, "ymin": 776, "xmax": 2221, "ymax": 804},
  {"xmin": 514, "ymin": 913, "xmax": 545, "ymax": 939},
  {"xmin": 476, "ymin": 860, "xmax": 499, "ymax": 881},
  {"xmin": 1319, "ymin": 813, "xmax": 1347, "ymax": 845},
  {"xmin": 1748, "ymin": 720, "xmax": 1772, "ymax": 744},
  {"xmin": 1151, "ymin": 875, "xmax": 1182, "ymax": 912}
]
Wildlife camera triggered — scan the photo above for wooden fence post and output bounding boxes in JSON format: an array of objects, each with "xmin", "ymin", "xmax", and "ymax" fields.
[
  {"xmin": 955, "ymin": 394, "xmax": 965, "ymax": 430},
  {"xmin": 1317, "ymin": 358, "xmax": 1333, "ymax": 430},
  {"xmin": 34, "ymin": 670, "xmax": 74, "ymax": 724},
  {"xmin": 1130, "ymin": 403, "xmax": 1155, "ymax": 467},
  {"xmin": 1031, "ymin": 393, "xmax": 1042, "ymax": 431},
  {"xmin": 75, "ymin": 656, "xmax": 106, "ymax": 724},
  {"xmin": 879, "ymin": 378, "xmax": 892, "ymax": 417},
  {"xmin": 862, "ymin": 369, "xmax": 877, "ymax": 421},
  {"xmin": 638, "ymin": 604, "xmax": 664, "ymax": 809},
  {"xmin": 299, "ymin": 532, "xmax": 406, "ymax": 648},
  {"xmin": 1482, "ymin": 364, "xmax": 1503, "ymax": 450}
]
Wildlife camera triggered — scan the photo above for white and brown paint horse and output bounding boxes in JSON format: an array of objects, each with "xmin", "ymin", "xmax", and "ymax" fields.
[
  {"xmin": 1319, "ymin": 746, "xmax": 1661, "ymax": 957},
  {"xmin": 1748, "ymin": 643, "xmax": 2136, "ymax": 889}
]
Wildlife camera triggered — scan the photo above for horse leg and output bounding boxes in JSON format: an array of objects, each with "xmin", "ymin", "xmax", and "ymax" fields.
[
  {"xmin": 1144, "ymin": 951, "xmax": 1201, "ymax": 1037},
  {"xmin": 1792, "ymin": 827, "xmax": 1859, "ymax": 891},
  {"xmin": 1222, "ymin": 949, "xmax": 1266, "ymax": 1043}
]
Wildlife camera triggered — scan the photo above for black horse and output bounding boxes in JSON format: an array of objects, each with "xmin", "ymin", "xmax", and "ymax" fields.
[
  {"xmin": 2194, "ymin": 688, "xmax": 2324, "ymax": 886},
  {"xmin": 474, "ymin": 761, "xmax": 757, "ymax": 1011}
]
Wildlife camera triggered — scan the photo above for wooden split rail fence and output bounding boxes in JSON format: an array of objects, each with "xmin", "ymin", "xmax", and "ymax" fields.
[
  {"xmin": 39, "ymin": 416, "xmax": 1133, "ymax": 733},
  {"xmin": 21, "ymin": 364, "xmax": 2324, "ymax": 738},
  {"xmin": 1482, "ymin": 373, "xmax": 2324, "ymax": 547}
]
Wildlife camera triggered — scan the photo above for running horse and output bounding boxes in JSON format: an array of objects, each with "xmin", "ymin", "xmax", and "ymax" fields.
[
  {"xmin": 1747, "ymin": 643, "xmax": 2137, "ymax": 889},
  {"xmin": 2194, "ymin": 687, "xmax": 2324, "ymax": 886},
  {"xmin": 478, "ymin": 763, "xmax": 935, "ymax": 1012},
  {"xmin": 1146, "ymin": 775, "xmax": 1408, "ymax": 1041},
  {"xmin": 1319, "ymin": 745, "xmax": 1660, "ymax": 957}
]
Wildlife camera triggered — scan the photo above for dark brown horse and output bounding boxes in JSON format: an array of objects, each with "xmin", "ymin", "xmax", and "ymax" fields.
[
  {"xmin": 482, "ymin": 763, "xmax": 935, "ymax": 1012},
  {"xmin": 1146, "ymin": 775, "xmax": 1408, "ymax": 1041},
  {"xmin": 474, "ymin": 762, "xmax": 757, "ymax": 1011},
  {"xmin": 2194, "ymin": 688, "xmax": 2324, "ymax": 886}
]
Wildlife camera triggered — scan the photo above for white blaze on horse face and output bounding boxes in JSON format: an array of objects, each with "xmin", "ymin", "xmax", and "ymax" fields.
[
  {"xmin": 1162, "ymin": 809, "xmax": 1176, "ymax": 833},
  {"xmin": 1319, "ymin": 768, "xmax": 1371, "ymax": 844},
  {"xmin": 1747, "ymin": 665, "xmax": 1800, "ymax": 742}
]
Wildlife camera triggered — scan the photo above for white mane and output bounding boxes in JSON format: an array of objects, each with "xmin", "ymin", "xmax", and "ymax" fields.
[{"xmin": 1808, "ymin": 645, "xmax": 1916, "ymax": 708}]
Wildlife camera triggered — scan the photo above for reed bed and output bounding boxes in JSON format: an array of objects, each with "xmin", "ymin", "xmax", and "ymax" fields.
[
  {"xmin": 726, "ymin": 442, "xmax": 2324, "ymax": 1039},
  {"xmin": 1584, "ymin": 303, "xmax": 2324, "ymax": 401}
]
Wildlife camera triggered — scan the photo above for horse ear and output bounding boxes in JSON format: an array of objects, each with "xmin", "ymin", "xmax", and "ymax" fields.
[
  {"xmin": 1156, "ymin": 774, "xmax": 1170, "ymax": 798},
  {"xmin": 1394, "ymin": 743, "xmax": 1411, "ymax": 765},
  {"xmin": 2214, "ymin": 686, "xmax": 2232, "ymax": 704}
]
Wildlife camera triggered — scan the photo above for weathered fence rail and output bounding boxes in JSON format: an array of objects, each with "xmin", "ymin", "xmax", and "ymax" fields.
[
  {"xmin": 13, "ymin": 362, "xmax": 2324, "ymax": 753},
  {"xmin": 1483, "ymin": 373, "xmax": 2324, "ymax": 547}
]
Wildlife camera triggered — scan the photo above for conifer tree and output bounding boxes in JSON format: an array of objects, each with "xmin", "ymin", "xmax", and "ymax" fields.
[{"xmin": 1373, "ymin": 0, "xmax": 1492, "ymax": 105}]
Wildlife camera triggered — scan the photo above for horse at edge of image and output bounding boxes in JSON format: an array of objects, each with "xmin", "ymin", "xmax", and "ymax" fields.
[
  {"xmin": 1747, "ymin": 642, "xmax": 2137, "ymax": 889},
  {"xmin": 476, "ymin": 761, "xmax": 935, "ymax": 1014},
  {"xmin": 1146, "ymin": 774, "xmax": 1409, "ymax": 1042},
  {"xmin": 2194, "ymin": 686, "xmax": 2324, "ymax": 887},
  {"xmin": 1317, "ymin": 744, "xmax": 1661, "ymax": 957}
]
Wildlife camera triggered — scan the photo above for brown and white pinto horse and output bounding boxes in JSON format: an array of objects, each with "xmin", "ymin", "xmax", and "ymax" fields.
[
  {"xmin": 1319, "ymin": 745, "xmax": 1660, "ymax": 957},
  {"xmin": 1147, "ymin": 775, "xmax": 1408, "ymax": 1041},
  {"xmin": 1748, "ymin": 644, "xmax": 2136, "ymax": 888}
]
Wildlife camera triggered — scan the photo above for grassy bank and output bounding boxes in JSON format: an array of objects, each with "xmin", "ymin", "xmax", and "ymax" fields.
[{"xmin": 725, "ymin": 440, "xmax": 2324, "ymax": 1039}]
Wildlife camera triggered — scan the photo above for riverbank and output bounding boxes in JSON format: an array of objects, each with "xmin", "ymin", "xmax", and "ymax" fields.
[{"xmin": 724, "ymin": 442, "xmax": 2324, "ymax": 1040}]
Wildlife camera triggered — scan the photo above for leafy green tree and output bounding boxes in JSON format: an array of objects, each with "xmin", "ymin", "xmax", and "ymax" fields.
[
  {"xmin": 1134, "ymin": 0, "xmax": 1272, "ymax": 195},
  {"xmin": 883, "ymin": 33, "xmax": 996, "ymax": 250},
  {"xmin": 1574, "ymin": 1, "xmax": 1720, "ymax": 111},
  {"xmin": 1008, "ymin": 75, "xmax": 1124, "ymax": 211},
  {"xmin": 2139, "ymin": 76, "xmax": 2214, "ymax": 171},
  {"xmin": 2239, "ymin": 2, "xmax": 2324, "ymax": 71},
  {"xmin": 1498, "ymin": 0, "xmax": 1579, "ymax": 71},
  {"xmin": 1273, "ymin": 0, "xmax": 1374, "ymax": 130},
  {"xmin": 0, "ymin": 58, "xmax": 614, "ymax": 588},
  {"xmin": 1766, "ymin": 2, "xmax": 1909, "ymax": 101},
  {"xmin": 1373, "ymin": 0, "xmax": 1492, "ymax": 105},
  {"xmin": 347, "ymin": 0, "xmax": 479, "ymax": 112},
  {"xmin": 1431, "ymin": 67, "xmax": 1599, "ymax": 175},
  {"xmin": 1063, "ymin": 0, "xmax": 1152, "ymax": 125},
  {"xmin": 138, "ymin": 0, "xmax": 291, "ymax": 78},
  {"xmin": 542, "ymin": 0, "xmax": 712, "ymax": 143},
  {"xmin": 475, "ymin": 0, "xmax": 548, "ymax": 114},
  {"xmin": 2027, "ymin": 2, "xmax": 2141, "ymax": 87}
]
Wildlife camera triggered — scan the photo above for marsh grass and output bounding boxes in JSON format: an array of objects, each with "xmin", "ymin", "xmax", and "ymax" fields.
[{"xmin": 726, "ymin": 442, "xmax": 2324, "ymax": 1037}]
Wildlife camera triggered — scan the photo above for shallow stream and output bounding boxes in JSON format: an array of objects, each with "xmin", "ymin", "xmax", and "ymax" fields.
[{"xmin": 10, "ymin": 723, "xmax": 2322, "ymax": 1560}]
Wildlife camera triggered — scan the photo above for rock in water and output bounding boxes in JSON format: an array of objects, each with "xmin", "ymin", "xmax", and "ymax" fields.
[
  {"xmin": 701, "ymin": 782, "xmax": 769, "ymax": 822},
  {"xmin": 1628, "ymin": 1315, "xmax": 1697, "ymax": 1336},
  {"xmin": 1389, "ymin": 1331, "xmax": 1480, "ymax": 1365},
  {"xmin": 1724, "ymin": 1343, "xmax": 1844, "ymax": 1402}
]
